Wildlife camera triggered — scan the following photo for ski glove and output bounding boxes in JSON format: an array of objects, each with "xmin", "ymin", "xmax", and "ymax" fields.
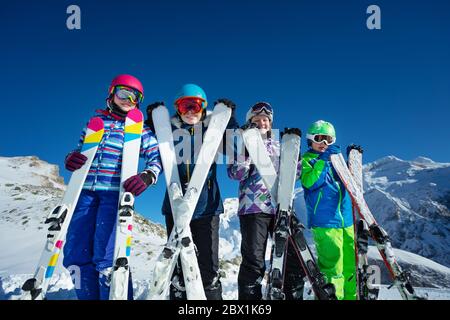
[
  {"xmin": 145, "ymin": 101, "xmax": 165, "ymax": 133},
  {"xmin": 214, "ymin": 98, "xmax": 236, "ymax": 110},
  {"xmin": 238, "ymin": 122, "xmax": 258, "ymax": 159},
  {"xmin": 318, "ymin": 145, "xmax": 341, "ymax": 161},
  {"xmin": 281, "ymin": 127, "xmax": 302, "ymax": 138},
  {"xmin": 65, "ymin": 151, "xmax": 88, "ymax": 172},
  {"xmin": 240, "ymin": 122, "xmax": 258, "ymax": 131},
  {"xmin": 123, "ymin": 171, "xmax": 156, "ymax": 196},
  {"xmin": 346, "ymin": 144, "xmax": 364, "ymax": 157},
  {"xmin": 213, "ymin": 98, "xmax": 240, "ymax": 130}
]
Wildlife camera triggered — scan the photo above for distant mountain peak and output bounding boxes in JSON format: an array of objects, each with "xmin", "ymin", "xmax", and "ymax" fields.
[
  {"xmin": 412, "ymin": 156, "xmax": 435, "ymax": 164},
  {"xmin": 0, "ymin": 156, "xmax": 65, "ymax": 189}
]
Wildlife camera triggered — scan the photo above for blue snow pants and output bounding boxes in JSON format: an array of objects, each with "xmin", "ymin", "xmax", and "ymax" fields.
[{"xmin": 63, "ymin": 190, "xmax": 133, "ymax": 300}]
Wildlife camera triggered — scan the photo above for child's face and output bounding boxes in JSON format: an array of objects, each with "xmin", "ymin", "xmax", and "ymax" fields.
[
  {"xmin": 312, "ymin": 141, "xmax": 328, "ymax": 153},
  {"xmin": 113, "ymin": 94, "xmax": 137, "ymax": 113},
  {"xmin": 251, "ymin": 115, "xmax": 271, "ymax": 134},
  {"xmin": 180, "ymin": 109, "xmax": 203, "ymax": 125}
]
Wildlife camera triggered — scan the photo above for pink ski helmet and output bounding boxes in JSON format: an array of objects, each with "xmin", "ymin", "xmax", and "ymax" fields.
[{"xmin": 108, "ymin": 74, "xmax": 144, "ymax": 105}]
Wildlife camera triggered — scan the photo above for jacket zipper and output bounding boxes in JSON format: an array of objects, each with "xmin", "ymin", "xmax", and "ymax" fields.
[
  {"xmin": 313, "ymin": 190, "xmax": 322, "ymax": 215},
  {"xmin": 186, "ymin": 126, "xmax": 195, "ymax": 183}
]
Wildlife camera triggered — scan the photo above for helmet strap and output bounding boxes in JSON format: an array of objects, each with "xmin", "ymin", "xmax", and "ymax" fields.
[
  {"xmin": 106, "ymin": 99, "xmax": 127, "ymax": 119},
  {"xmin": 200, "ymin": 109, "xmax": 206, "ymax": 121}
]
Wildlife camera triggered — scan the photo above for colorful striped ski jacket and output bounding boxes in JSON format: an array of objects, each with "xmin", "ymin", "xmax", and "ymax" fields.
[{"xmin": 68, "ymin": 109, "xmax": 162, "ymax": 192}]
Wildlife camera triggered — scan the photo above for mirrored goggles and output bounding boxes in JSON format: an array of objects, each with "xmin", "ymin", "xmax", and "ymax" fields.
[
  {"xmin": 251, "ymin": 102, "xmax": 273, "ymax": 115},
  {"xmin": 176, "ymin": 98, "xmax": 204, "ymax": 114},
  {"xmin": 114, "ymin": 86, "xmax": 143, "ymax": 104}
]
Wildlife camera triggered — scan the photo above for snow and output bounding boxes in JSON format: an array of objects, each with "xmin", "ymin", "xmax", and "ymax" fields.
[
  {"xmin": 219, "ymin": 198, "xmax": 241, "ymax": 261},
  {"xmin": 412, "ymin": 157, "xmax": 436, "ymax": 165},
  {"xmin": 0, "ymin": 222, "xmax": 49, "ymax": 276}
]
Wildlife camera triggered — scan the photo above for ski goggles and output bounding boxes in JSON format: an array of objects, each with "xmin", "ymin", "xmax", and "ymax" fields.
[
  {"xmin": 176, "ymin": 97, "xmax": 204, "ymax": 114},
  {"xmin": 251, "ymin": 102, "xmax": 273, "ymax": 116},
  {"xmin": 306, "ymin": 134, "xmax": 336, "ymax": 146},
  {"xmin": 114, "ymin": 86, "xmax": 143, "ymax": 105}
]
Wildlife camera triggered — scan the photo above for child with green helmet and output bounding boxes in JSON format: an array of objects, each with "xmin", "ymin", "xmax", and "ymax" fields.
[{"xmin": 301, "ymin": 120, "xmax": 357, "ymax": 300}]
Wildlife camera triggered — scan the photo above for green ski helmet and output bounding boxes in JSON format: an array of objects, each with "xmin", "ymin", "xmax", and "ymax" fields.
[{"xmin": 306, "ymin": 120, "xmax": 336, "ymax": 145}]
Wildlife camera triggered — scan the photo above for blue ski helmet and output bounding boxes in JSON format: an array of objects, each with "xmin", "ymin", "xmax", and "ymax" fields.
[{"xmin": 174, "ymin": 84, "xmax": 208, "ymax": 109}]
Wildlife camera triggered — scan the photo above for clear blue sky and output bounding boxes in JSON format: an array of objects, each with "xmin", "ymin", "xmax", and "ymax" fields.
[{"xmin": 2, "ymin": 0, "xmax": 449, "ymax": 224}]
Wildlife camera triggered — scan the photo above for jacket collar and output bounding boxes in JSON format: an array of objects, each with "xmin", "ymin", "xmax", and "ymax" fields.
[
  {"xmin": 307, "ymin": 148, "xmax": 321, "ymax": 155},
  {"xmin": 96, "ymin": 109, "xmax": 125, "ymax": 121}
]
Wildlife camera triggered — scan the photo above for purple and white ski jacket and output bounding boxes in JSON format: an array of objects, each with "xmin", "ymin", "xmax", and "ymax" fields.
[{"xmin": 227, "ymin": 136, "xmax": 301, "ymax": 216}]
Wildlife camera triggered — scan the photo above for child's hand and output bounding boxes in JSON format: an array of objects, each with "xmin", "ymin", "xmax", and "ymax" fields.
[
  {"xmin": 318, "ymin": 145, "xmax": 341, "ymax": 161},
  {"xmin": 65, "ymin": 152, "xmax": 87, "ymax": 172},
  {"xmin": 214, "ymin": 98, "xmax": 236, "ymax": 110},
  {"xmin": 346, "ymin": 144, "xmax": 364, "ymax": 157},
  {"xmin": 145, "ymin": 101, "xmax": 165, "ymax": 132},
  {"xmin": 240, "ymin": 121, "xmax": 258, "ymax": 131}
]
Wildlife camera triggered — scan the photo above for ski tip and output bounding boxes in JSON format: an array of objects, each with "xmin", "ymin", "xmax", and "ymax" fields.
[
  {"xmin": 127, "ymin": 109, "xmax": 144, "ymax": 123},
  {"xmin": 84, "ymin": 118, "xmax": 105, "ymax": 145},
  {"xmin": 151, "ymin": 104, "xmax": 169, "ymax": 119},
  {"xmin": 213, "ymin": 102, "xmax": 232, "ymax": 113},
  {"xmin": 87, "ymin": 117, "xmax": 104, "ymax": 132},
  {"xmin": 347, "ymin": 144, "xmax": 364, "ymax": 154},
  {"xmin": 282, "ymin": 127, "xmax": 302, "ymax": 137}
]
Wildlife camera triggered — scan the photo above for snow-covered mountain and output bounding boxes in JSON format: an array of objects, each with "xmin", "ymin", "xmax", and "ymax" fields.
[
  {"xmin": 362, "ymin": 156, "xmax": 450, "ymax": 267},
  {"xmin": 0, "ymin": 155, "xmax": 449, "ymax": 300}
]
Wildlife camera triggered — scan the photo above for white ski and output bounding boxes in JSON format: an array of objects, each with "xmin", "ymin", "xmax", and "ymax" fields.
[
  {"xmin": 21, "ymin": 117, "xmax": 105, "ymax": 300},
  {"xmin": 241, "ymin": 127, "xmax": 278, "ymax": 199},
  {"xmin": 331, "ymin": 153, "xmax": 426, "ymax": 300},
  {"xmin": 258, "ymin": 129, "xmax": 336, "ymax": 300},
  {"xmin": 266, "ymin": 129, "xmax": 299, "ymax": 299},
  {"xmin": 347, "ymin": 145, "xmax": 379, "ymax": 300},
  {"xmin": 109, "ymin": 109, "xmax": 144, "ymax": 300}
]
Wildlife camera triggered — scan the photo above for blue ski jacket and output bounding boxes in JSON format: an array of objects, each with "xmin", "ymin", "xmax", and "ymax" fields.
[{"xmin": 301, "ymin": 149, "xmax": 353, "ymax": 229}]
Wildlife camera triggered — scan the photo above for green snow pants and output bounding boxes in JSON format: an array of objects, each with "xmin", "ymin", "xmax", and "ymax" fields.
[{"xmin": 312, "ymin": 225, "xmax": 357, "ymax": 300}]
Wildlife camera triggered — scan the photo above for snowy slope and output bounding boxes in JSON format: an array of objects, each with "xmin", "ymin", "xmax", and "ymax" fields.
[{"xmin": 1, "ymin": 155, "xmax": 449, "ymax": 300}]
